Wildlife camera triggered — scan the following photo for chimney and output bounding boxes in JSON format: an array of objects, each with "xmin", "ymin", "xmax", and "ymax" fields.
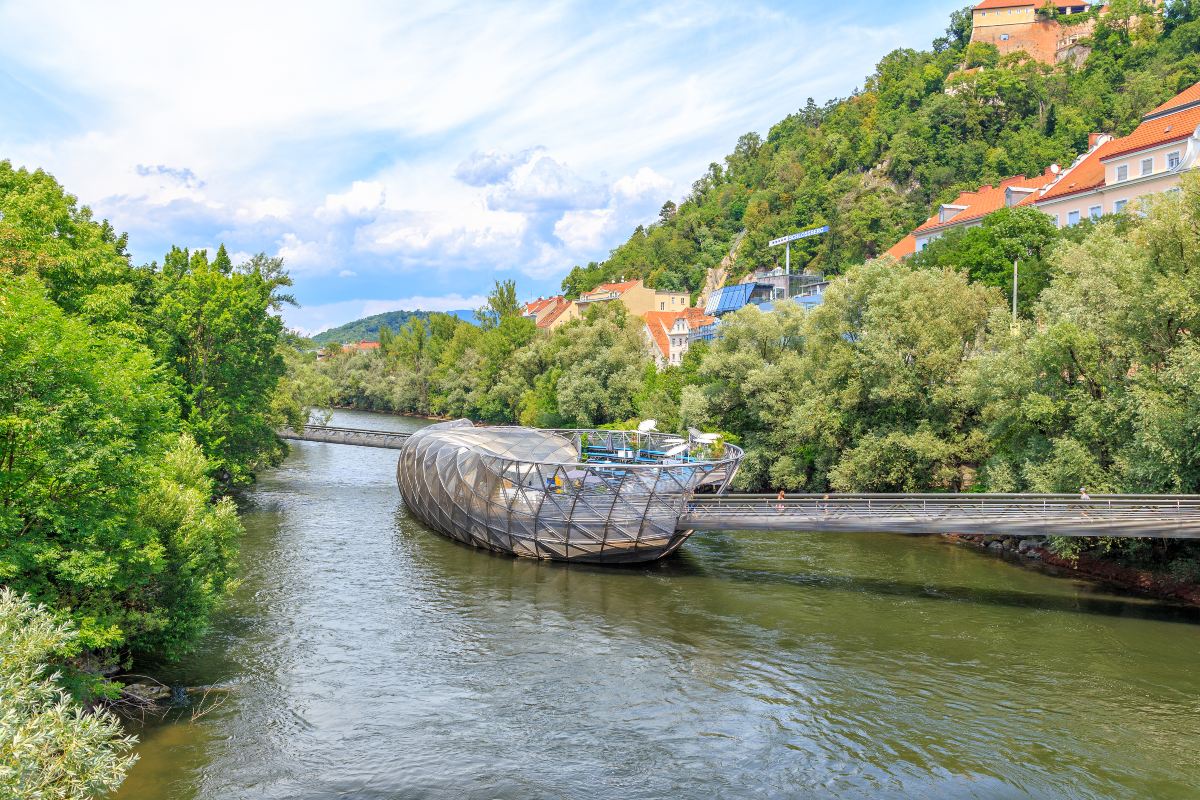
[{"xmin": 1088, "ymin": 132, "xmax": 1103, "ymax": 149}]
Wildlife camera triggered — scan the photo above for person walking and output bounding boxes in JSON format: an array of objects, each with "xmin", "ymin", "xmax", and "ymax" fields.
[
  {"xmin": 776, "ymin": 489, "xmax": 785, "ymax": 511},
  {"xmin": 1079, "ymin": 487, "xmax": 1091, "ymax": 500}
]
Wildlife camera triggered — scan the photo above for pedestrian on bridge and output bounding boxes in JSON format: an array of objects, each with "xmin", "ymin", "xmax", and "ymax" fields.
[
  {"xmin": 1080, "ymin": 487, "xmax": 1091, "ymax": 501},
  {"xmin": 776, "ymin": 489, "xmax": 785, "ymax": 511}
]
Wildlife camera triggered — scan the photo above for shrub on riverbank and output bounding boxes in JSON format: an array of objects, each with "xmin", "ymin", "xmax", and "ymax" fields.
[{"xmin": 0, "ymin": 588, "xmax": 137, "ymax": 798}]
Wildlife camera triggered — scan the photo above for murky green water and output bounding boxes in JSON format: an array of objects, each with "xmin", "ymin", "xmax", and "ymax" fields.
[{"xmin": 115, "ymin": 410, "xmax": 1200, "ymax": 799}]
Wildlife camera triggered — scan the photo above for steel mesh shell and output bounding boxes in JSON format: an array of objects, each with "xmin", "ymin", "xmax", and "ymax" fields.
[{"xmin": 396, "ymin": 419, "xmax": 742, "ymax": 563}]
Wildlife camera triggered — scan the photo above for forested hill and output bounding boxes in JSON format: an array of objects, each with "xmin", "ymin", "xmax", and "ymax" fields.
[
  {"xmin": 311, "ymin": 308, "xmax": 474, "ymax": 345},
  {"xmin": 561, "ymin": 2, "xmax": 1200, "ymax": 297}
]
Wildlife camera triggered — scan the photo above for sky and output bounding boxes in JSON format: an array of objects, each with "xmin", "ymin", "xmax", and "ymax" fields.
[{"xmin": 0, "ymin": 0, "xmax": 954, "ymax": 334}]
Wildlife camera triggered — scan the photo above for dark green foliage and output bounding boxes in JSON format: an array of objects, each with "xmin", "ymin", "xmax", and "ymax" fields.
[
  {"xmin": 910, "ymin": 206, "xmax": 1060, "ymax": 313},
  {"xmin": 311, "ymin": 309, "xmax": 442, "ymax": 346},
  {"xmin": 0, "ymin": 161, "xmax": 290, "ymax": 669},
  {"xmin": 318, "ymin": 287, "xmax": 650, "ymax": 429},
  {"xmin": 559, "ymin": 3, "xmax": 1199, "ymax": 298},
  {"xmin": 151, "ymin": 247, "xmax": 289, "ymax": 485}
]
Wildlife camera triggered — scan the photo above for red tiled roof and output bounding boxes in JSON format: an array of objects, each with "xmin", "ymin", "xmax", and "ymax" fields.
[
  {"xmin": 1100, "ymin": 104, "xmax": 1200, "ymax": 161},
  {"xmin": 538, "ymin": 298, "xmax": 572, "ymax": 328},
  {"xmin": 524, "ymin": 297, "xmax": 554, "ymax": 316},
  {"xmin": 680, "ymin": 306, "xmax": 714, "ymax": 327},
  {"xmin": 912, "ymin": 170, "xmax": 1053, "ymax": 234},
  {"xmin": 974, "ymin": 0, "xmax": 1035, "ymax": 9},
  {"xmin": 643, "ymin": 312, "xmax": 672, "ymax": 358},
  {"xmin": 593, "ymin": 280, "xmax": 639, "ymax": 295},
  {"xmin": 885, "ymin": 234, "xmax": 916, "ymax": 260},
  {"xmin": 1146, "ymin": 80, "xmax": 1200, "ymax": 118},
  {"xmin": 343, "ymin": 340, "xmax": 381, "ymax": 351},
  {"xmin": 642, "ymin": 308, "xmax": 714, "ymax": 359},
  {"xmin": 1038, "ymin": 139, "xmax": 1116, "ymax": 201}
]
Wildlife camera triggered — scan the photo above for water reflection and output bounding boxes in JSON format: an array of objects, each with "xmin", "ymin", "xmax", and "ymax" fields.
[{"xmin": 117, "ymin": 411, "xmax": 1200, "ymax": 800}]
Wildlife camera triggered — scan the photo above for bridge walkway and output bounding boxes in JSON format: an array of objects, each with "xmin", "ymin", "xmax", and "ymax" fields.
[
  {"xmin": 681, "ymin": 494, "xmax": 1200, "ymax": 539},
  {"xmin": 278, "ymin": 427, "xmax": 1200, "ymax": 539},
  {"xmin": 279, "ymin": 424, "xmax": 413, "ymax": 449}
]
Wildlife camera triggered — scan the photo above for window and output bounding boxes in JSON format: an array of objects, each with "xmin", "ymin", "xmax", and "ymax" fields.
[
  {"xmin": 1050, "ymin": 214, "xmax": 1060, "ymax": 228},
  {"xmin": 1068, "ymin": 210, "xmax": 1081, "ymax": 226},
  {"xmin": 1000, "ymin": 33, "xmax": 1009, "ymax": 40},
  {"xmin": 1141, "ymin": 157, "xmax": 1153, "ymax": 176},
  {"xmin": 1089, "ymin": 205, "xmax": 1102, "ymax": 220},
  {"xmin": 1113, "ymin": 199, "xmax": 1127, "ymax": 213},
  {"xmin": 1116, "ymin": 165, "xmax": 1128, "ymax": 181},
  {"xmin": 1168, "ymin": 151, "xmax": 1181, "ymax": 170}
]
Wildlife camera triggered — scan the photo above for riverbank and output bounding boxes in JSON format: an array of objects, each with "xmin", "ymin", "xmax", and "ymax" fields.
[{"xmin": 948, "ymin": 534, "xmax": 1200, "ymax": 607}]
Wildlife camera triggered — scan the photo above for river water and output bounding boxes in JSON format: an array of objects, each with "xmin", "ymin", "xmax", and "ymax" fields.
[{"xmin": 115, "ymin": 410, "xmax": 1200, "ymax": 800}]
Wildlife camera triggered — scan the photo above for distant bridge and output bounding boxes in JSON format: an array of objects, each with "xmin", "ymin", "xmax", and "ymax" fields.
[
  {"xmin": 279, "ymin": 424, "xmax": 412, "ymax": 449},
  {"xmin": 281, "ymin": 424, "xmax": 1200, "ymax": 540}
]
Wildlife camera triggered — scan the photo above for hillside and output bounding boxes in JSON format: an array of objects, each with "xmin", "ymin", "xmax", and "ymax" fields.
[
  {"xmin": 561, "ymin": 2, "xmax": 1200, "ymax": 296},
  {"xmin": 312, "ymin": 308, "xmax": 475, "ymax": 345}
]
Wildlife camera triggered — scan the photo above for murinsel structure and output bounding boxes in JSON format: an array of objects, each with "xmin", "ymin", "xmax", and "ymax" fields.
[{"xmin": 396, "ymin": 419, "xmax": 743, "ymax": 563}]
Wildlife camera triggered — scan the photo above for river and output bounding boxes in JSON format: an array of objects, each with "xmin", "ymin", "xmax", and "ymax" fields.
[{"xmin": 115, "ymin": 410, "xmax": 1200, "ymax": 799}]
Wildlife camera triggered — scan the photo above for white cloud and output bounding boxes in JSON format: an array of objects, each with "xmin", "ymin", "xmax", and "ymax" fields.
[
  {"xmin": 454, "ymin": 148, "xmax": 537, "ymax": 187},
  {"xmin": 318, "ymin": 180, "xmax": 385, "ymax": 219},
  {"xmin": 276, "ymin": 233, "xmax": 327, "ymax": 270},
  {"xmin": 613, "ymin": 167, "xmax": 673, "ymax": 200},
  {"xmin": 237, "ymin": 197, "xmax": 293, "ymax": 221},
  {"xmin": 554, "ymin": 208, "xmax": 613, "ymax": 251},
  {"xmin": 338, "ymin": 269, "xmax": 357, "ymax": 278},
  {"xmin": 358, "ymin": 199, "xmax": 528, "ymax": 259},
  {"xmin": 0, "ymin": 1, "xmax": 953, "ymax": 303},
  {"xmin": 486, "ymin": 151, "xmax": 608, "ymax": 213}
]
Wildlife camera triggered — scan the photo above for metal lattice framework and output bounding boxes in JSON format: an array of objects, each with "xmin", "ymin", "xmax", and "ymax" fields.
[{"xmin": 396, "ymin": 420, "xmax": 743, "ymax": 563}]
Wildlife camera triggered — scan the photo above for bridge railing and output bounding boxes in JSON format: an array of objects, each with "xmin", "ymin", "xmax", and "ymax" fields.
[
  {"xmin": 278, "ymin": 425, "xmax": 413, "ymax": 449},
  {"xmin": 679, "ymin": 493, "xmax": 1200, "ymax": 538},
  {"xmin": 687, "ymin": 493, "xmax": 1200, "ymax": 516}
]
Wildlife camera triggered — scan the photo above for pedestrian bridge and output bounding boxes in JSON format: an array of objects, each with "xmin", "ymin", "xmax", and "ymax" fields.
[
  {"xmin": 281, "ymin": 424, "xmax": 1200, "ymax": 553},
  {"xmin": 682, "ymin": 494, "xmax": 1200, "ymax": 540},
  {"xmin": 279, "ymin": 424, "xmax": 412, "ymax": 449}
]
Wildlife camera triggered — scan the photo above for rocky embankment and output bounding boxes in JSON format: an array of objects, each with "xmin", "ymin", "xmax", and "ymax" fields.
[{"xmin": 949, "ymin": 534, "xmax": 1200, "ymax": 606}]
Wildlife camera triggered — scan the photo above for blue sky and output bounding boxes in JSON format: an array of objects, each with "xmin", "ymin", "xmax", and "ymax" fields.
[{"xmin": 1, "ymin": 0, "xmax": 954, "ymax": 334}]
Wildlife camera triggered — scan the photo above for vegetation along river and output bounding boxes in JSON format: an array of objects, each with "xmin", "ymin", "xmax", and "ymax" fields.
[{"xmin": 116, "ymin": 410, "xmax": 1200, "ymax": 800}]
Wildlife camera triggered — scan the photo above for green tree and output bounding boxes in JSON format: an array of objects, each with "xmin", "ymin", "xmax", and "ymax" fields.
[
  {"xmin": 910, "ymin": 206, "xmax": 1061, "ymax": 313},
  {"xmin": 0, "ymin": 588, "xmax": 137, "ymax": 798},
  {"xmin": 0, "ymin": 276, "xmax": 175, "ymax": 651},
  {"xmin": 0, "ymin": 162, "xmax": 138, "ymax": 326},
  {"xmin": 153, "ymin": 247, "xmax": 288, "ymax": 484},
  {"xmin": 475, "ymin": 279, "xmax": 522, "ymax": 329}
]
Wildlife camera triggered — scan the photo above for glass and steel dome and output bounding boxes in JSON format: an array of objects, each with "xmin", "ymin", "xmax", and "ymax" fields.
[{"xmin": 396, "ymin": 419, "xmax": 742, "ymax": 563}]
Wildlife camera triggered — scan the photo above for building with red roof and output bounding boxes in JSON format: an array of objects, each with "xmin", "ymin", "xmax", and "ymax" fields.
[
  {"xmin": 341, "ymin": 340, "xmax": 381, "ymax": 353},
  {"xmin": 575, "ymin": 279, "xmax": 690, "ymax": 319},
  {"xmin": 1036, "ymin": 81, "xmax": 1200, "ymax": 225},
  {"xmin": 522, "ymin": 295, "xmax": 577, "ymax": 330},
  {"xmin": 642, "ymin": 307, "xmax": 715, "ymax": 368},
  {"xmin": 884, "ymin": 168, "xmax": 1057, "ymax": 258}
]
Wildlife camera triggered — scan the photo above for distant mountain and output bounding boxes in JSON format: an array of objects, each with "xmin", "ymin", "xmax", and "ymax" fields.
[{"xmin": 311, "ymin": 309, "xmax": 475, "ymax": 345}]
